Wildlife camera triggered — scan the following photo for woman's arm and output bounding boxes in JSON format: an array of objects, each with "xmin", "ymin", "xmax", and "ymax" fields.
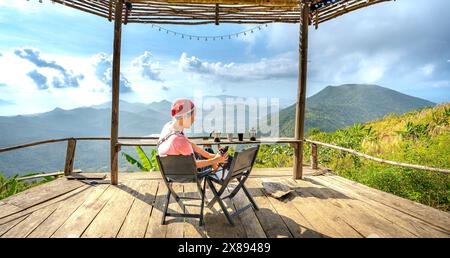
[
  {"xmin": 190, "ymin": 141, "xmax": 215, "ymax": 159},
  {"xmin": 195, "ymin": 153, "xmax": 227, "ymax": 168}
]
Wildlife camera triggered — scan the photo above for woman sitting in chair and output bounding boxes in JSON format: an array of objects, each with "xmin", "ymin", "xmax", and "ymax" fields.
[{"xmin": 157, "ymin": 99, "xmax": 227, "ymax": 172}]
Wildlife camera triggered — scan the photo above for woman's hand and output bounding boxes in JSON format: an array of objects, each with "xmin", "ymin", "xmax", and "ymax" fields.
[
  {"xmin": 213, "ymin": 153, "xmax": 227, "ymax": 164},
  {"xmin": 211, "ymin": 162, "xmax": 219, "ymax": 172}
]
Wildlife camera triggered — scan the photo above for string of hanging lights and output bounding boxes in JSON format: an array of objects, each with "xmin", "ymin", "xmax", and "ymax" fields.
[
  {"xmin": 149, "ymin": 23, "xmax": 270, "ymax": 42},
  {"xmin": 28, "ymin": 0, "xmax": 272, "ymax": 42}
]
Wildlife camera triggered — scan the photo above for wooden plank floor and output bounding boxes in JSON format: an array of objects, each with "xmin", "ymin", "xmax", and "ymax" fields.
[{"xmin": 0, "ymin": 167, "xmax": 448, "ymax": 238}]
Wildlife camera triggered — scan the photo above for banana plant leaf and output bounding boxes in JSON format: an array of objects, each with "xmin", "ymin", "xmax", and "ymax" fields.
[
  {"xmin": 122, "ymin": 152, "xmax": 147, "ymax": 171},
  {"xmin": 136, "ymin": 146, "xmax": 153, "ymax": 171},
  {"xmin": 151, "ymin": 149, "xmax": 160, "ymax": 171}
]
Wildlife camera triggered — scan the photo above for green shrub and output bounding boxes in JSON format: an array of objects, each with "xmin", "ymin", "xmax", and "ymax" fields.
[{"xmin": 0, "ymin": 172, "xmax": 55, "ymax": 200}]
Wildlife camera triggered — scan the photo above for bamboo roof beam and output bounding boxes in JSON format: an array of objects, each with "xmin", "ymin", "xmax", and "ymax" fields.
[{"xmin": 46, "ymin": 0, "xmax": 391, "ymax": 25}]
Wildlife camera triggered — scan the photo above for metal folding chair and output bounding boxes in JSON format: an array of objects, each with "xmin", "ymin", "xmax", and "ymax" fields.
[
  {"xmin": 206, "ymin": 146, "xmax": 260, "ymax": 225},
  {"xmin": 156, "ymin": 154, "xmax": 209, "ymax": 226}
]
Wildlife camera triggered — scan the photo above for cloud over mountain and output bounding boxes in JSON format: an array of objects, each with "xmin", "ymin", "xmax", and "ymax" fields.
[
  {"xmin": 92, "ymin": 53, "xmax": 132, "ymax": 93},
  {"xmin": 131, "ymin": 51, "xmax": 163, "ymax": 82},
  {"xmin": 27, "ymin": 69, "xmax": 48, "ymax": 90},
  {"xmin": 178, "ymin": 52, "xmax": 297, "ymax": 81},
  {"xmin": 14, "ymin": 47, "xmax": 84, "ymax": 89}
]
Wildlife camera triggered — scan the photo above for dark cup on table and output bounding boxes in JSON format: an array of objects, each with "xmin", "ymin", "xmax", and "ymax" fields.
[{"xmin": 238, "ymin": 133, "xmax": 244, "ymax": 141}]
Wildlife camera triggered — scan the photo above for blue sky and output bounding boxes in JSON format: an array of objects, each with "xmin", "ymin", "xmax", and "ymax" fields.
[{"xmin": 0, "ymin": 0, "xmax": 449, "ymax": 116}]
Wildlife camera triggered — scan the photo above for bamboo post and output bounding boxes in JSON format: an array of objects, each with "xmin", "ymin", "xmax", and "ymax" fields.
[
  {"xmin": 293, "ymin": 3, "xmax": 309, "ymax": 179},
  {"xmin": 215, "ymin": 4, "xmax": 220, "ymax": 25},
  {"xmin": 111, "ymin": 0, "xmax": 124, "ymax": 185},
  {"xmin": 108, "ymin": 0, "xmax": 113, "ymax": 21},
  {"xmin": 311, "ymin": 143, "xmax": 318, "ymax": 170},
  {"xmin": 64, "ymin": 138, "xmax": 77, "ymax": 176}
]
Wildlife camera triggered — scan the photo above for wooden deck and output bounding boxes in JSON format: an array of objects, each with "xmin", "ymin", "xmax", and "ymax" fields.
[{"xmin": 0, "ymin": 167, "xmax": 449, "ymax": 238}]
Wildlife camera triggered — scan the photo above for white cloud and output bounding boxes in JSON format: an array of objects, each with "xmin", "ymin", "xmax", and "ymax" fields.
[
  {"xmin": 0, "ymin": 49, "xmax": 111, "ymax": 115},
  {"xmin": 421, "ymin": 64, "xmax": 435, "ymax": 76},
  {"xmin": 307, "ymin": 50, "xmax": 401, "ymax": 89},
  {"xmin": 91, "ymin": 53, "xmax": 132, "ymax": 93},
  {"xmin": 14, "ymin": 47, "xmax": 84, "ymax": 89},
  {"xmin": 131, "ymin": 51, "xmax": 163, "ymax": 82},
  {"xmin": 178, "ymin": 52, "xmax": 297, "ymax": 81}
]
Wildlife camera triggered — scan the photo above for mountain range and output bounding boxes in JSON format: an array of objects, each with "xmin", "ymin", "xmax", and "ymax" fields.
[{"xmin": 0, "ymin": 84, "xmax": 436, "ymax": 177}]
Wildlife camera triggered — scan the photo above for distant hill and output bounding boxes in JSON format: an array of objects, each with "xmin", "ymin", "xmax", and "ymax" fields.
[
  {"xmin": 279, "ymin": 84, "xmax": 435, "ymax": 136},
  {"xmin": 90, "ymin": 99, "xmax": 172, "ymax": 115}
]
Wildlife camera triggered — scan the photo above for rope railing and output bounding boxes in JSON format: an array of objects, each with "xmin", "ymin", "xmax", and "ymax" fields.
[{"xmin": 304, "ymin": 139, "xmax": 450, "ymax": 174}]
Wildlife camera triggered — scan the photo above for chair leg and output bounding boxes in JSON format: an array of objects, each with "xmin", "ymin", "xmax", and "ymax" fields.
[
  {"xmin": 242, "ymin": 184, "xmax": 259, "ymax": 210},
  {"xmin": 228, "ymin": 175, "xmax": 247, "ymax": 198},
  {"xmin": 207, "ymin": 179, "xmax": 234, "ymax": 225},
  {"xmin": 199, "ymin": 178, "xmax": 207, "ymax": 226},
  {"xmin": 167, "ymin": 183, "xmax": 186, "ymax": 211},
  {"xmin": 161, "ymin": 188, "xmax": 171, "ymax": 225},
  {"xmin": 206, "ymin": 181, "xmax": 227, "ymax": 209}
]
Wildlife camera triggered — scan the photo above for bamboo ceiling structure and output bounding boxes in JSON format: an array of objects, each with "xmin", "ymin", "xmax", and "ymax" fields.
[
  {"xmin": 51, "ymin": 0, "xmax": 391, "ymax": 25},
  {"xmin": 41, "ymin": 0, "xmax": 392, "ymax": 184}
]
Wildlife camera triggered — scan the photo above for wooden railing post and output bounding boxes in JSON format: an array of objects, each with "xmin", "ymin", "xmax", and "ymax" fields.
[
  {"xmin": 311, "ymin": 143, "xmax": 318, "ymax": 170},
  {"xmin": 64, "ymin": 138, "xmax": 77, "ymax": 176}
]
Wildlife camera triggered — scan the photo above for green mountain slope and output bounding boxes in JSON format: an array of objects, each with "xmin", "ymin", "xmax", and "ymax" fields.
[
  {"xmin": 257, "ymin": 103, "xmax": 450, "ymax": 211},
  {"xmin": 280, "ymin": 84, "xmax": 435, "ymax": 136},
  {"xmin": 307, "ymin": 103, "xmax": 450, "ymax": 211}
]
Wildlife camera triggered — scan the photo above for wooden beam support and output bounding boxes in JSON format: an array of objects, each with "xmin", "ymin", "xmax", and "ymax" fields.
[
  {"xmin": 293, "ymin": 3, "xmax": 309, "ymax": 179},
  {"xmin": 111, "ymin": 0, "xmax": 124, "ymax": 185},
  {"xmin": 311, "ymin": 143, "xmax": 318, "ymax": 169},
  {"xmin": 64, "ymin": 138, "xmax": 77, "ymax": 176}
]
